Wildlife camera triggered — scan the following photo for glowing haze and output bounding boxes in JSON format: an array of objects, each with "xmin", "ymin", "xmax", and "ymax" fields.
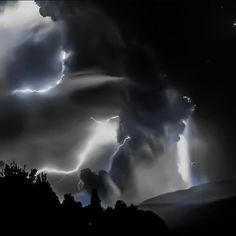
[
  {"xmin": 37, "ymin": 114, "xmax": 193, "ymax": 198},
  {"xmin": 37, "ymin": 116, "xmax": 130, "ymax": 175}
]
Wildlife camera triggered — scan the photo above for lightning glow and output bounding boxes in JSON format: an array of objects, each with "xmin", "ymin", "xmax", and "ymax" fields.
[
  {"xmin": 90, "ymin": 115, "xmax": 119, "ymax": 124},
  {"xmin": 110, "ymin": 136, "xmax": 131, "ymax": 159},
  {"xmin": 183, "ymin": 96, "xmax": 196, "ymax": 112},
  {"xmin": 12, "ymin": 50, "xmax": 69, "ymax": 95},
  {"xmin": 177, "ymin": 119, "xmax": 192, "ymax": 187},
  {"xmin": 183, "ymin": 95, "xmax": 192, "ymax": 103},
  {"xmin": 37, "ymin": 115, "xmax": 130, "ymax": 176}
]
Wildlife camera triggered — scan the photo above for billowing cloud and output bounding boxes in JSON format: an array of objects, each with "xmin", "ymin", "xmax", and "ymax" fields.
[
  {"xmin": 1, "ymin": 0, "xmax": 233, "ymax": 206},
  {"xmin": 36, "ymin": 0, "xmax": 125, "ymax": 75},
  {"xmin": 33, "ymin": 1, "xmax": 195, "ymax": 203},
  {"xmin": 78, "ymin": 47, "xmax": 194, "ymax": 204}
]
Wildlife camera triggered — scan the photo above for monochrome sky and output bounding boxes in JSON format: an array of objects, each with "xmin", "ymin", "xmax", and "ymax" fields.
[{"xmin": 0, "ymin": 0, "xmax": 235, "ymax": 203}]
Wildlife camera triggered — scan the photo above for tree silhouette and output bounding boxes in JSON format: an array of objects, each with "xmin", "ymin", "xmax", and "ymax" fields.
[
  {"xmin": 90, "ymin": 189, "xmax": 101, "ymax": 208},
  {"xmin": 0, "ymin": 161, "xmax": 168, "ymax": 234}
]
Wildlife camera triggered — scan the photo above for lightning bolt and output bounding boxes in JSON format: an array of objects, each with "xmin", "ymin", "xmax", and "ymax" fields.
[
  {"xmin": 12, "ymin": 50, "xmax": 69, "ymax": 95},
  {"xmin": 106, "ymin": 115, "xmax": 119, "ymax": 123},
  {"xmin": 107, "ymin": 135, "xmax": 131, "ymax": 171},
  {"xmin": 37, "ymin": 115, "xmax": 130, "ymax": 176},
  {"xmin": 110, "ymin": 136, "xmax": 131, "ymax": 159},
  {"xmin": 90, "ymin": 115, "xmax": 119, "ymax": 124},
  {"xmin": 37, "ymin": 124, "xmax": 102, "ymax": 175},
  {"xmin": 177, "ymin": 95, "xmax": 196, "ymax": 187},
  {"xmin": 177, "ymin": 119, "xmax": 192, "ymax": 188}
]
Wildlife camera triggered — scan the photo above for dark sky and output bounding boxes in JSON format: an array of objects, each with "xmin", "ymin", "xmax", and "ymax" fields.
[{"xmin": 0, "ymin": 0, "xmax": 235, "ymax": 202}]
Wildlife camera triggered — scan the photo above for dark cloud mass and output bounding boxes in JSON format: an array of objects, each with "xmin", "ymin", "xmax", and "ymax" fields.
[
  {"xmin": 36, "ymin": 0, "xmax": 125, "ymax": 75},
  {"xmin": 70, "ymin": 0, "xmax": 235, "ymax": 202},
  {"xmin": 35, "ymin": 0, "xmax": 195, "ymax": 202}
]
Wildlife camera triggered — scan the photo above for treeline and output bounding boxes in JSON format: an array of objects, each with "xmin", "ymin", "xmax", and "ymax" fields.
[{"xmin": 0, "ymin": 162, "xmax": 167, "ymax": 234}]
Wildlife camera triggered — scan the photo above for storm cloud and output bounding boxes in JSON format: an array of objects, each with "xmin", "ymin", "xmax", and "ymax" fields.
[
  {"xmin": 0, "ymin": 0, "xmax": 234, "ymax": 205},
  {"xmin": 36, "ymin": 0, "xmax": 125, "ymax": 75},
  {"xmin": 34, "ymin": 1, "xmax": 195, "ymax": 203},
  {"xmin": 0, "ymin": 1, "xmax": 194, "ymax": 203}
]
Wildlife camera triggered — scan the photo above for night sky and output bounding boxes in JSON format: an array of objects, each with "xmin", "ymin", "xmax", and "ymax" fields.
[{"xmin": 0, "ymin": 0, "xmax": 235, "ymax": 204}]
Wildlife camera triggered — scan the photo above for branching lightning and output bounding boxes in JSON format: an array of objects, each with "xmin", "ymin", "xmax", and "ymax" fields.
[
  {"xmin": 37, "ymin": 115, "xmax": 130, "ymax": 176},
  {"xmin": 12, "ymin": 50, "xmax": 69, "ymax": 95},
  {"xmin": 37, "ymin": 120, "xmax": 106, "ymax": 175},
  {"xmin": 108, "ymin": 136, "xmax": 131, "ymax": 171},
  {"xmin": 110, "ymin": 136, "xmax": 131, "ymax": 159}
]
